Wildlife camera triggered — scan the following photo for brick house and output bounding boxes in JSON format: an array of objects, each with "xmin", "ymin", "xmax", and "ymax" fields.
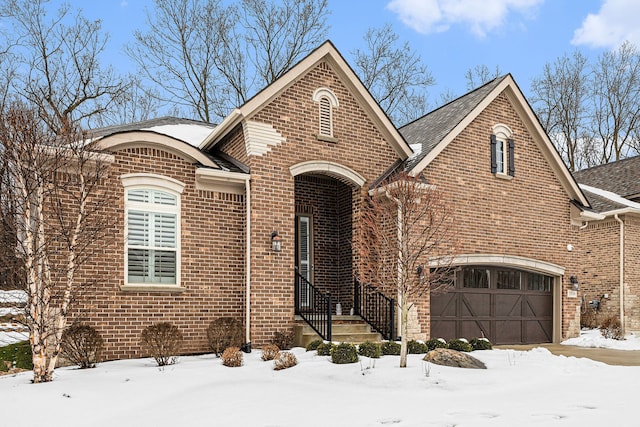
[
  {"xmin": 75, "ymin": 41, "xmax": 592, "ymax": 360},
  {"xmin": 574, "ymin": 158, "xmax": 640, "ymax": 334}
]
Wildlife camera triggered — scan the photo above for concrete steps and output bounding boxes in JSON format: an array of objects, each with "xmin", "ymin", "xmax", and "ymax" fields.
[{"xmin": 294, "ymin": 315, "xmax": 382, "ymax": 347}]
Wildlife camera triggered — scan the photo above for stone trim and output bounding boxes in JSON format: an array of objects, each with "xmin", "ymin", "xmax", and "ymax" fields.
[
  {"xmin": 242, "ymin": 120, "xmax": 286, "ymax": 156},
  {"xmin": 432, "ymin": 253, "xmax": 565, "ymax": 276},
  {"xmin": 289, "ymin": 160, "xmax": 365, "ymax": 188}
]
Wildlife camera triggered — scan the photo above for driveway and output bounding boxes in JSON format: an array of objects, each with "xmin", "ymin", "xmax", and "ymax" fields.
[{"xmin": 496, "ymin": 344, "xmax": 640, "ymax": 366}]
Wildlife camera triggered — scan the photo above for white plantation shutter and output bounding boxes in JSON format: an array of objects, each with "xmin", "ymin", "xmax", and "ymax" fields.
[{"xmin": 126, "ymin": 188, "xmax": 179, "ymax": 284}]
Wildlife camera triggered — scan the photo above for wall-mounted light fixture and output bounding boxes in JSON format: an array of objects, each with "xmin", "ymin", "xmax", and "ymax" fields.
[
  {"xmin": 271, "ymin": 231, "xmax": 282, "ymax": 252},
  {"xmin": 570, "ymin": 276, "xmax": 579, "ymax": 291}
]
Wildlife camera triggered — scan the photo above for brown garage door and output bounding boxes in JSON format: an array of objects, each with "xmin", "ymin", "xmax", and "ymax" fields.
[{"xmin": 430, "ymin": 267, "xmax": 553, "ymax": 344}]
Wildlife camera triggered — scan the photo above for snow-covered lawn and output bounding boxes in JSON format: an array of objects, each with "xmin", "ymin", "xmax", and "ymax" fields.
[
  {"xmin": 0, "ymin": 289, "xmax": 27, "ymax": 304},
  {"xmin": 562, "ymin": 328, "xmax": 640, "ymax": 350},
  {"xmin": 1, "ymin": 344, "xmax": 639, "ymax": 427}
]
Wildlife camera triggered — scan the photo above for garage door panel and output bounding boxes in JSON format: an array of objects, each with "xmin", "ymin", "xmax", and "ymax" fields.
[
  {"xmin": 430, "ymin": 319, "xmax": 456, "ymax": 340},
  {"xmin": 431, "ymin": 292, "xmax": 457, "ymax": 317},
  {"xmin": 525, "ymin": 294, "xmax": 553, "ymax": 317},
  {"xmin": 460, "ymin": 320, "xmax": 490, "ymax": 340},
  {"xmin": 495, "ymin": 294, "xmax": 522, "ymax": 316},
  {"xmin": 525, "ymin": 320, "xmax": 552, "ymax": 342},
  {"xmin": 495, "ymin": 320, "xmax": 522, "ymax": 344},
  {"xmin": 461, "ymin": 293, "xmax": 491, "ymax": 317}
]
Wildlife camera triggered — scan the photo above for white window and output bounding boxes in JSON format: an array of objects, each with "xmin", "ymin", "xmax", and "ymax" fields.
[
  {"xmin": 121, "ymin": 174, "xmax": 185, "ymax": 287},
  {"xmin": 312, "ymin": 88, "xmax": 339, "ymax": 139},
  {"xmin": 495, "ymin": 138, "xmax": 506, "ymax": 174}
]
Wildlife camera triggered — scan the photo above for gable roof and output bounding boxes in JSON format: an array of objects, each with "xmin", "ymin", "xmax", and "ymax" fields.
[
  {"xmin": 199, "ymin": 41, "xmax": 413, "ymax": 160},
  {"xmin": 399, "ymin": 74, "xmax": 589, "ymax": 207},
  {"xmin": 400, "ymin": 76, "xmax": 508, "ymax": 171},
  {"xmin": 573, "ymin": 156, "xmax": 640, "ymax": 199}
]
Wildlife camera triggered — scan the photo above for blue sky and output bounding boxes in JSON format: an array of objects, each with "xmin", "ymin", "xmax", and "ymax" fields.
[{"xmin": 69, "ymin": 0, "xmax": 637, "ymax": 104}]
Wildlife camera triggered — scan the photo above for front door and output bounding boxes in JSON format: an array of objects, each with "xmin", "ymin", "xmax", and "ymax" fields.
[{"xmin": 295, "ymin": 215, "xmax": 313, "ymax": 306}]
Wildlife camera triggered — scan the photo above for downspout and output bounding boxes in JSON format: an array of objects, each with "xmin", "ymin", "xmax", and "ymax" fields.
[
  {"xmin": 245, "ymin": 178, "xmax": 252, "ymax": 349},
  {"xmin": 614, "ymin": 214, "xmax": 625, "ymax": 335},
  {"xmin": 396, "ymin": 200, "xmax": 402, "ymax": 338}
]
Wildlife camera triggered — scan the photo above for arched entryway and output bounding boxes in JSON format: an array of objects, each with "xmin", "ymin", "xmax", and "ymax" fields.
[
  {"xmin": 293, "ymin": 174, "xmax": 356, "ymax": 311},
  {"xmin": 290, "ymin": 161, "xmax": 364, "ymax": 314}
]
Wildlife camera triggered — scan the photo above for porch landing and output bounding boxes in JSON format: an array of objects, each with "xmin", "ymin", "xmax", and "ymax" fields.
[{"xmin": 294, "ymin": 315, "xmax": 382, "ymax": 347}]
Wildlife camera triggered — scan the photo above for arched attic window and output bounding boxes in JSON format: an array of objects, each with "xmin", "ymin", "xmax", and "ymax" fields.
[{"xmin": 312, "ymin": 88, "xmax": 339, "ymax": 141}]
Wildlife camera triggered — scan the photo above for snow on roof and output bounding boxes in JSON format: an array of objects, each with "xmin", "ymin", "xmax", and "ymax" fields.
[
  {"xmin": 141, "ymin": 124, "xmax": 215, "ymax": 147},
  {"xmin": 408, "ymin": 143, "xmax": 422, "ymax": 160},
  {"xmin": 579, "ymin": 183, "xmax": 640, "ymax": 211}
]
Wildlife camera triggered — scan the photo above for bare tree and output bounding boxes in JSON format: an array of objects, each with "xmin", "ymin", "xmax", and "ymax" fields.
[
  {"xmin": 465, "ymin": 64, "xmax": 503, "ymax": 91},
  {"xmin": 357, "ymin": 173, "xmax": 458, "ymax": 368},
  {"xmin": 531, "ymin": 50, "xmax": 590, "ymax": 171},
  {"xmin": 91, "ymin": 75, "xmax": 163, "ymax": 128},
  {"xmin": 1, "ymin": 0, "xmax": 128, "ymax": 134},
  {"xmin": 0, "ymin": 103, "xmax": 114, "ymax": 383},
  {"xmin": 590, "ymin": 41, "xmax": 640, "ymax": 164},
  {"xmin": 352, "ymin": 24, "xmax": 434, "ymax": 126},
  {"xmin": 127, "ymin": 0, "xmax": 329, "ymax": 122}
]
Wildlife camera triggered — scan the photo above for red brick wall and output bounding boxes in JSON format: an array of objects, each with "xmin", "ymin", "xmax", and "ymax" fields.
[
  {"xmin": 217, "ymin": 124, "xmax": 248, "ymax": 165},
  {"xmin": 420, "ymin": 92, "xmax": 582, "ymax": 340},
  {"xmin": 72, "ymin": 147, "xmax": 246, "ymax": 360},
  {"xmin": 580, "ymin": 216, "xmax": 640, "ymax": 333},
  {"xmin": 245, "ymin": 61, "xmax": 401, "ymax": 344}
]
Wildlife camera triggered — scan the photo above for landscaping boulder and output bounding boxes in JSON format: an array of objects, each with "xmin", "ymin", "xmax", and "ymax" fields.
[{"xmin": 423, "ymin": 348, "xmax": 486, "ymax": 369}]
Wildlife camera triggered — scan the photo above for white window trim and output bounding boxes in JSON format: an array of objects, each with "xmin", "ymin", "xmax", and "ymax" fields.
[
  {"xmin": 492, "ymin": 124, "xmax": 513, "ymax": 178},
  {"xmin": 121, "ymin": 174, "xmax": 185, "ymax": 291}
]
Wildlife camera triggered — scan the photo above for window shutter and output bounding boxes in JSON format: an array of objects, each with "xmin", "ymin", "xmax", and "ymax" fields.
[
  {"xmin": 490, "ymin": 134, "xmax": 497, "ymax": 174},
  {"xmin": 508, "ymin": 139, "xmax": 515, "ymax": 177}
]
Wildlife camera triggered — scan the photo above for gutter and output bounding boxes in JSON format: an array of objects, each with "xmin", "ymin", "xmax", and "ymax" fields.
[{"xmin": 614, "ymin": 214, "xmax": 625, "ymax": 335}]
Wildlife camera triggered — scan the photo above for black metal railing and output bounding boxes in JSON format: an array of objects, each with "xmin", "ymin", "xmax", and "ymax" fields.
[
  {"xmin": 353, "ymin": 278, "xmax": 395, "ymax": 340},
  {"xmin": 295, "ymin": 268, "xmax": 332, "ymax": 341}
]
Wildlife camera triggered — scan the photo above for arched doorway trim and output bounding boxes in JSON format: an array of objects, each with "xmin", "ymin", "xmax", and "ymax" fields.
[{"xmin": 290, "ymin": 160, "xmax": 365, "ymax": 188}]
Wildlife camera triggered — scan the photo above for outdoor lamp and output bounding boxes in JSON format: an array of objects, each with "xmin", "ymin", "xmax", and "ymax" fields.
[
  {"xmin": 271, "ymin": 231, "xmax": 282, "ymax": 252},
  {"xmin": 570, "ymin": 276, "xmax": 579, "ymax": 291}
]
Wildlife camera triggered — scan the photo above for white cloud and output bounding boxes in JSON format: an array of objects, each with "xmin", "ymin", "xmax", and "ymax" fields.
[
  {"xmin": 572, "ymin": 0, "xmax": 640, "ymax": 49},
  {"xmin": 386, "ymin": 0, "xmax": 543, "ymax": 38}
]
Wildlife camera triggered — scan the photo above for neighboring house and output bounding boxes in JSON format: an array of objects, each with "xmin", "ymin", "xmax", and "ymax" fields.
[
  {"xmin": 72, "ymin": 41, "xmax": 592, "ymax": 360},
  {"xmin": 574, "ymin": 158, "xmax": 640, "ymax": 334}
]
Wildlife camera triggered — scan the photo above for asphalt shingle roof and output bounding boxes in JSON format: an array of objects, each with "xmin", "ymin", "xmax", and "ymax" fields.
[
  {"xmin": 573, "ymin": 156, "xmax": 640, "ymax": 199},
  {"xmin": 399, "ymin": 75, "xmax": 508, "ymax": 171},
  {"xmin": 88, "ymin": 116, "xmax": 215, "ymax": 138},
  {"xmin": 579, "ymin": 187, "xmax": 628, "ymax": 213}
]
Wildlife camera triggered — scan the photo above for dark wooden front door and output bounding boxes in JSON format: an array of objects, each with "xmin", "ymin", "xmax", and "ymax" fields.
[{"xmin": 430, "ymin": 267, "xmax": 553, "ymax": 344}]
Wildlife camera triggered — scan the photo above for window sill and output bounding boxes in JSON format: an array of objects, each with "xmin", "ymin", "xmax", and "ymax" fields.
[
  {"xmin": 315, "ymin": 134, "xmax": 338, "ymax": 143},
  {"xmin": 120, "ymin": 284, "xmax": 186, "ymax": 293},
  {"xmin": 494, "ymin": 173, "xmax": 513, "ymax": 181}
]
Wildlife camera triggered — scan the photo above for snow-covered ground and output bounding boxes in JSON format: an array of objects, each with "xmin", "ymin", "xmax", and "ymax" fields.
[
  {"xmin": 562, "ymin": 328, "xmax": 640, "ymax": 350},
  {"xmin": 1, "ymin": 344, "xmax": 639, "ymax": 427},
  {"xmin": 0, "ymin": 289, "xmax": 27, "ymax": 304}
]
